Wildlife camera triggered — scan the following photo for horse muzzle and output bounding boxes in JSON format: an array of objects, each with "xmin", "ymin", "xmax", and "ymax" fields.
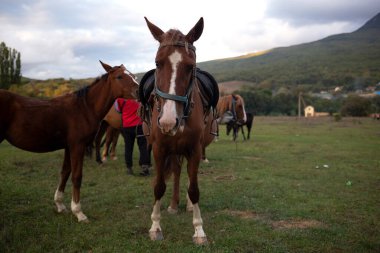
[{"xmin": 157, "ymin": 116, "xmax": 181, "ymax": 136}]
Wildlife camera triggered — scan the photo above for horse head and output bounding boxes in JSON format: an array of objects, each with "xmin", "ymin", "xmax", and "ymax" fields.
[
  {"xmin": 99, "ymin": 60, "xmax": 139, "ymax": 100},
  {"xmin": 232, "ymin": 94, "xmax": 247, "ymax": 124},
  {"xmin": 145, "ymin": 17, "xmax": 204, "ymax": 136}
]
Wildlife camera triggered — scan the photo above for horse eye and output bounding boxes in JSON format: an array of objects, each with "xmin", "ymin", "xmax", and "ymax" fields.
[
  {"xmin": 155, "ymin": 61, "xmax": 160, "ymax": 69},
  {"xmin": 116, "ymin": 75, "xmax": 123, "ymax": 80}
]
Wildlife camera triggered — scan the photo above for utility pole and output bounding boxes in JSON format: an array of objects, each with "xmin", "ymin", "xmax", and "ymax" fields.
[{"xmin": 298, "ymin": 92, "xmax": 302, "ymax": 119}]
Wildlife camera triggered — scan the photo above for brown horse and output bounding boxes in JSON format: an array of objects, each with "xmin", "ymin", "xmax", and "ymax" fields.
[
  {"xmin": 227, "ymin": 111, "xmax": 254, "ymax": 140},
  {"xmin": 217, "ymin": 94, "xmax": 247, "ymax": 140},
  {"xmin": 142, "ymin": 17, "xmax": 216, "ymax": 245},
  {"xmin": 94, "ymin": 122, "xmax": 120, "ymax": 163},
  {"xmin": 0, "ymin": 61, "xmax": 139, "ymax": 222},
  {"xmin": 94, "ymin": 102, "xmax": 123, "ymax": 164}
]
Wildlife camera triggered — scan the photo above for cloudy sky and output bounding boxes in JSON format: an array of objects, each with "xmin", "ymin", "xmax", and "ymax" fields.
[{"xmin": 1, "ymin": 0, "xmax": 379, "ymax": 79}]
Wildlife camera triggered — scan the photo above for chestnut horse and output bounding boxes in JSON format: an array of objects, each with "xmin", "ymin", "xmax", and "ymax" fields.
[
  {"xmin": 142, "ymin": 17, "xmax": 216, "ymax": 245},
  {"xmin": 217, "ymin": 94, "xmax": 247, "ymax": 140},
  {"xmin": 227, "ymin": 111, "xmax": 254, "ymax": 140},
  {"xmin": 93, "ymin": 101, "xmax": 123, "ymax": 164},
  {"xmin": 0, "ymin": 61, "xmax": 139, "ymax": 222}
]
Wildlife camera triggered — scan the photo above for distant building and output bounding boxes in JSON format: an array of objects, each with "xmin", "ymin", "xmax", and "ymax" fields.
[
  {"xmin": 304, "ymin": 106, "xmax": 315, "ymax": 117},
  {"xmin": 304, "ymin": 105, "xmax": 329, "ymax": 117}
]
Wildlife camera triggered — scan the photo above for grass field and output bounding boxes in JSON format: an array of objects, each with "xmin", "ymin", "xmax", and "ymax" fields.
[{"xmin": 1, "ymin": 117, "xmax": 379, "ymax": 252}]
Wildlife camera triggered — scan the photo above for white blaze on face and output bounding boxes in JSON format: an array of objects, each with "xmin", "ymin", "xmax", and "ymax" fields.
[
  {"xmin": 124, "ymin": 69, "xmax": 139, "ymax": 85},
  {"xmin": 159, "ymin": 50, "xmax": 183, "ymax": 132},
  {"xmin": 242, "ymin": 101, "xmax": 247, "ymax": 123}
]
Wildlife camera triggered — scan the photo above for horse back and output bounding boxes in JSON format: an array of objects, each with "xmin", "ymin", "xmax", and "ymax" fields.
[{"xmin": 0, "ymin": 91, "xmax": 73, "ymax": 151}]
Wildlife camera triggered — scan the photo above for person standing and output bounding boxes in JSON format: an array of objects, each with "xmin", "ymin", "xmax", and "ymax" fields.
[{"xmin": 117, "ymin": 98, "xmax": 151, "ymax": 176}]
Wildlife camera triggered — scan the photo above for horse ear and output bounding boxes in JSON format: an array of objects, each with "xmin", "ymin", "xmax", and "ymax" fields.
[
  {"xmin": 185, "ymin": 17, "xmax": 204, "ymax": 43},
  {"xmin": 144, "ymin": 17, "xmax": 164, "ymax": 42},
  {"xmin": 100, "ymin": 60, "xmax": 112, "ymax": 72}
]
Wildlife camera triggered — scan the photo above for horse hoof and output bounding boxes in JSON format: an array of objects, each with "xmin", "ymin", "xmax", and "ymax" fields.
[
  {"xmin": 193, "ymin": 236, "xmax": 208, "ymax": 245},
  {"xmin": 102, "ymin": 157, "xmax": 107, "ymax": 162},
  {"xmin": 75, "ymin": 212, "xmax": 89, "ymax": 223},
  {"xmin": 149, "ymin": 229, "xmax": 164, "ymax": 241},
  {"xmin": 111, "ymin": 156, "xmax": 118, "ymax": 161},
  {"xmin": 79, "ymin": 217, "xmax": 90, "ymax": 223},
  {"xmin": 55, "ymin": 204, "xmax": 67, "ymax": 213},
  {"xmin": 167, "ymin": 206, "xmax": 178, "ymax": 214},
  {"xmin": 202, "ymin": 158, "xmax": 209, "ymax": 163}
]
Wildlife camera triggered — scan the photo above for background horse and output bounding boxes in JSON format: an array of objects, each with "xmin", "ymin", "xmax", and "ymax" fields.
[
  {"xmin": 142, "ymin": 17, "xmax": 214, "ymax": 245},
  {"xmin": 93, "ymin": 102, "xmax": 123, "ymax": 164},
  {"xmin": 226, "ymin": 111, "xmax": 254, "ymax": 140},
  {"xmin": 217, "ymin": 94, "xmax": 247, "ymax": 141},
  {"xmin": 0, "ymin": 61, "xmax": 138, "ymax": 222}
]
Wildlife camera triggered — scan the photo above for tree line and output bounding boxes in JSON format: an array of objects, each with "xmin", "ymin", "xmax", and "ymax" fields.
[
  {"xmin": 239, "ymin": 87, "xmax": 380, "ymax": 117},
  {"xmin": 0, "ymin": 41, "xmax": 22, "ymax": 89}
]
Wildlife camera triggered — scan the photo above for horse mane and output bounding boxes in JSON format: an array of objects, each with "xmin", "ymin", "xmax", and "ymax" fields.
[
  {"xmin": 74, "ymin": 73, "xmax": 109, "ymax": 98},
  {"xmin": 164, "ymin": 29, "xmax": 186, "ymax": 44}
]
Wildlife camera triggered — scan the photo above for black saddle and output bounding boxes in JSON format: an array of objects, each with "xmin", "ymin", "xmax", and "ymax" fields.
[{"xmin": 138, "ymin": 68, "xmax": 219, "ymax": 110}]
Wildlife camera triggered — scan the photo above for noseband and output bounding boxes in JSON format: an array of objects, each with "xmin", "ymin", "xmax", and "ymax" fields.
[{"xmin": 154, "ymin": 41, "xmax": 197, "ymax": 120}]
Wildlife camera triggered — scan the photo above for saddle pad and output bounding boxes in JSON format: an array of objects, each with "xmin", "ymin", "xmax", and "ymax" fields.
[
  {"xmin": 138, "ymin": 68, "xmax": 156, "ymax": 105},
  {"xmin": 139, "ymin": 68, "xmax": 219, "ymax": 109},
  {"xmin": 196, "ymin": 68, "xmax": 219, "ymax": 109}
]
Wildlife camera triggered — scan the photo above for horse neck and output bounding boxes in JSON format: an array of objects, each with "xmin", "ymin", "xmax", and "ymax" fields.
[
  {"xmin": 217, "ymin": 96, "xmax": 231, "ymax": 116},
  {"xmin": 83, "ymin": 78, "xmax": 115, "ymax": 121}
]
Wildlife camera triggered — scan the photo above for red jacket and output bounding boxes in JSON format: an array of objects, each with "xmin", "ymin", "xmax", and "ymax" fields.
[{"xmin": 116, "ymin": 98, "xmax": 142, "ymax": 127}]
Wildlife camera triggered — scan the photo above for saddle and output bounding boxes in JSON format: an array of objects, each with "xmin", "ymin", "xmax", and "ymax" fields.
[{"xmin": 139, "ymin": 68, "xmax": 219, "ymax": 112}]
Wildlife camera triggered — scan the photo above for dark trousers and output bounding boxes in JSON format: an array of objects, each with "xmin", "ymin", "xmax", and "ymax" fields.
[{"xmin": 120, "ymin": 125, "xmax": 151, "ymax": 168}]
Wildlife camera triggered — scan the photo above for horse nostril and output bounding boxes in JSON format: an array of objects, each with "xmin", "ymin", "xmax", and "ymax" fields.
[{"xmin": 174, "ymin": 118, "xmax": 179, "ymax": 128}]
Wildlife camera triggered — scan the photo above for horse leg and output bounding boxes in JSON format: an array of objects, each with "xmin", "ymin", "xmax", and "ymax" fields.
[
  {"xmin": 95, "ymin": 121, "xmax": 108, "ymax": 164},
  {"xmin": 110, "ymin": 129, "xmax": 119, "ymax": 160},
  {"xmin": 168, "ymin": 158, "xmax": 181, "ymax": 214},
  {"xmin": 241, "ymin": 125, "xmax": 246, "ymax": 140},
  {"xmin": 149, "ymin": 153, "xmax": 166, "ymax": 241},
  {"xmin": 186, "ymin": 182, "xmax": 194, "ymax": 212},
  {"xmin": 70, "ymin": 144, "xmax": 88, "ymax": 222},
  {"xmin": 54, "ymin": 148, "xmax": 71, "ymax": 213},
  {"xmin": 201, "ymin": 145, "xmax": 209, "ymax": 163},
  {"xmin": 233, "ymin": 125, "xmax": 238, "ymax": 141},
  {"xmin": 247, "ymin": 125, "xmax": 252, "ymax": 140},
  {"xmin": 187, "ymin": 151, "xmax": 207, "ymax": 245},
  {"xmin": 102, "ymin": 127, "xmax": 113, "ymax": 162}
]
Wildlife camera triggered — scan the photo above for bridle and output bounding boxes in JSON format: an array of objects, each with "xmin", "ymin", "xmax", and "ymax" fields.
[{"xmin": 154, "ymin": 41, "xmax": 197, "ymax": 131}]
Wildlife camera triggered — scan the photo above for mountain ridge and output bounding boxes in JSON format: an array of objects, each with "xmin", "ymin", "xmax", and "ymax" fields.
[{"xmin": 198, "ymin": 12, "xmax": 380, "ymax": 91}]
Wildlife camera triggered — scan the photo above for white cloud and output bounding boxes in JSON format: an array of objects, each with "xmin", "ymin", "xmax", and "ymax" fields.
[{"xmin": 0, "ymin": 0, "xmax": 378, "ymax": 79}]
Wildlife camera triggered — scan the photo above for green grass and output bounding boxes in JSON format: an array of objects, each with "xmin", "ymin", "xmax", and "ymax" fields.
[{"xmin": 1, "ymin": 117, "xmax": 379, "ymax": 252}]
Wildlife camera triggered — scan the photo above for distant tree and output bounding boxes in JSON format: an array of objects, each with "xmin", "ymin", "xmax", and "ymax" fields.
[
  {"xmin": 0, "ymin": 41, "xmax": 21, "ymax": 89},
  {"xmin": 340, "ymin": 95, "xmax": 372, "ymax": 116},
  {"xmin": 272, "ymin": 93, "xmax": 297, "ymax": 116},
  {"xmin": 240, "ymin": 89, "xmax": 273, "ymax": 115},
  {"xmin": 371, "ymin": 95, "xmax": 380, "ymax": 113}
]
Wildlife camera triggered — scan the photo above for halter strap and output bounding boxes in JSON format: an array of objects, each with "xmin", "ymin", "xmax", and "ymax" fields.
[
  {"xmin": 154, "ymin": 67, "xmax": 196, "ymax": 118},
  {"xmin": 155, "ymin": 86, "xmax": 189, "ymax": 104}
]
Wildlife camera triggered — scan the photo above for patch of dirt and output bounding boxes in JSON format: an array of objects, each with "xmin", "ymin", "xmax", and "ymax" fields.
[
  {"xmin": 271, "ymin": 219, "xmax": 325, "ymax": 229},
  {"xmin": 213, "ymin": 174, "xmax": 236, "ymax": 181},
  {"xmin": 223, "ymin": 209, "xmax": 260, "ymax": 219},
  {"xmin": 222, "ymin": 210, "xmax": 326, "ymax": 230},
  {"xmin": 199, "ymin": 170, "xmax": 215, "ymax": 175},
  {"xmin": 218, "ymin": 81, "xmax": 253, "ymax": 95}
]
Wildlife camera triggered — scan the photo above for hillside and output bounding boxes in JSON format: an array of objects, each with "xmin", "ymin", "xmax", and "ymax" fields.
[{"xmin": 198, "ymin": 13, "xmax": 380, "ymax": 91}]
